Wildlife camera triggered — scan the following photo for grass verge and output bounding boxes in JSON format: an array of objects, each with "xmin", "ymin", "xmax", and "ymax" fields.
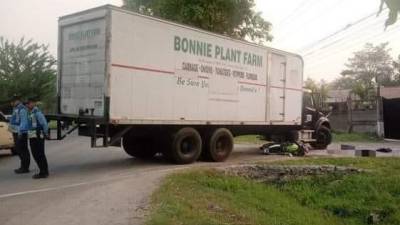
[
  {"xmin": 147, "ymin": 158, "xmax": 400, "ymax": 225},
  {"xmin": 234, "ymin": 132, "xmax": 383, "ymax": 144},
  {"xmin": 332, "ymin": 131, "xmax": 382, "ymax": 143}
]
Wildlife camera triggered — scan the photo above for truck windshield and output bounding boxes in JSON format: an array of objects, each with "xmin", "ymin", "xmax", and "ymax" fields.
[{"xmin": 303, "ymin": 92, "xmax": 314, "ymax": 108}]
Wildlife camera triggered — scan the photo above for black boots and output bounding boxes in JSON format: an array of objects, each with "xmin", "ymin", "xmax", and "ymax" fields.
[
  {"xmin": 14, "ymin": 168, "xmax": 30, "ymax": 174},
  {"xmin": 32, "ymin": 173, "xmax": 49, "ymax": 179}
]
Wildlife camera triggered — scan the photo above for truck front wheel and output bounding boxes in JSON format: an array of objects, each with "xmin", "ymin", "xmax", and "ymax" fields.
[
  {"xmin": 311, "ymin": 126, "xmax": 332, "ymax": 150},
  {"xmin": 168, "ymin": 127, "xmax": 202, "ymax": 164},
  {"xmin": 122, "ymin": 136, "xmax": 157, "ymax": 159},
  {"xmin": 203, "ymin": 128, "xmax": 234, "ymax": 162}
]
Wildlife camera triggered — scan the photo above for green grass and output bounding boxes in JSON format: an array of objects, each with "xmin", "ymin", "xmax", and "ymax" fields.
[
  {"xmin": 147, "ymin": 158, "xmax": 400, "ymax": 225},
  {"xmin": 235, "ymin": 132, "xmax": 383, "ymax": 144},
  {"xmin": 332, "ymin": 131, "xmax": 383, "ymax": 143}
]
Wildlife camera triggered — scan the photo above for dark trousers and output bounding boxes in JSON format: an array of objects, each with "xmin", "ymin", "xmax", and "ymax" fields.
[
  {"xmin": 12, "ymin": 132, "xmax": 18, "ymax": 147},
  {"xmin": 16, "ymin": 133, "xmax": 30, "ymax": 170},
  {"xmin": 29, "ymin": 137, "xmax": 49, "ymax": 175}
]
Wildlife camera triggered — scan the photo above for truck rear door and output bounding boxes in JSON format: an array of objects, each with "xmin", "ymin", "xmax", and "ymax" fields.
[
  {"xmin": 59, "ymin": 10, "xmax": 108, "ymax": 117},
  {"xmin": 269, "ymin": 53, "xmax": 286, "ymax": 122}
]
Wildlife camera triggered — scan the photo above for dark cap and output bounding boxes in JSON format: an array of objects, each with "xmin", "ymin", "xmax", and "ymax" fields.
[
  {"xmin": 11, "ymin": 94, "xmax": 22, "ymax": 101},
  {"xmin": 27, "ymin": 96, "xmax": 40, "ymax": 102}
]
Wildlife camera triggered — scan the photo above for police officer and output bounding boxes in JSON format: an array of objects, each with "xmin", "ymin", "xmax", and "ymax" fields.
[
  {"xmin": 10, "ymin": 95, "xmax": 30, "ymax": 174},
  {"xmin": 26, "ymin": 98, "xmax": 49, "ymax": 179}
]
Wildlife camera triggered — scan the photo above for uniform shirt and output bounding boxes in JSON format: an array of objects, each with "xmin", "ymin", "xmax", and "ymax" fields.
[
  {"xmin": 28, "ymin": 107, "xmax": 49, "ymax": 135},
  {"xmin": 10, "ymin": 103, "xmax": 29, "ymax": 135},
  {"xmin": 9, "ymin": 106, "xmax": 19, "ymax": 133}
]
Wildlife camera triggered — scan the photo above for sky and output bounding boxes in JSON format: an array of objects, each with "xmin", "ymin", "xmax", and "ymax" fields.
[{"xmin": 0, "ymin": 0, "xmax": 399, "ymax": 82}]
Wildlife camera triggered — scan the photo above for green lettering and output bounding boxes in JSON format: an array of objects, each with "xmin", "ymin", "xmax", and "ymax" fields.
[
  {"xmin": 215, "ymin": 46, "xmax": 221, "ymax": 59},
  {"xmin": 182, "ymin": 38, "xmax": 188, "ymax": 52},
  {"xmin": 174, "ymin": 36, "xmax": 181, "ymax": 51},
  {"xmin": 196, "ymin": 41, "xmax": 203, "ymax": 56},
  {"xmin": 236, "ymin": 51, "xmax": 242, "ymax": 63},
  {"xmin": 189, "ymin": 39, "xmax": 196, "ymax": 55},
  {"xmin": 207, "ymin": 44, "xmax": 212, "ymax": 58}
]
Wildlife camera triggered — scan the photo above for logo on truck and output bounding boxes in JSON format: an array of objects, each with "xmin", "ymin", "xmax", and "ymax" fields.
[
  {"xmin": 68, "ymin": 28, "xmax": 101, "ymax": 41},
  {"xmin": 174, "ymin": 36, "xmax": 263, "ymax": 68}
]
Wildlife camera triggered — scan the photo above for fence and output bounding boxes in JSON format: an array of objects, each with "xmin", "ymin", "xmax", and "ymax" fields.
[{"xmin": 328, "ymin": 97, "xmax": 378, "ymax": 133}]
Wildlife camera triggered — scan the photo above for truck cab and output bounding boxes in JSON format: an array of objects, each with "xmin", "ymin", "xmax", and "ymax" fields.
[{"xmin": 302, "ymin": 90, "xmax": 332, "ymax": 149}]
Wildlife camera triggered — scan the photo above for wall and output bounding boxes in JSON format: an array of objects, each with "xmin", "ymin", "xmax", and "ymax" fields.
[{"xmin": 329, "ymin": 110, "xmax": 377, "ymax": 133}]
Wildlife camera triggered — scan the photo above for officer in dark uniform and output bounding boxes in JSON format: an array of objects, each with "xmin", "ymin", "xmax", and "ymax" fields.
[
  {"xmin": 10, "ymin": 95, "xmax": 30, "ymax": 174},
  {"xmin": 26, "ymin": 98, "xmax": 49, "ymax": 179}
]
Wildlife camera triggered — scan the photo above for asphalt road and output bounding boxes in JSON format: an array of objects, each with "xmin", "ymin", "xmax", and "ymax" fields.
[
  {"xmin": 1, "ymin": 135, "xmax": 399, "ymax": 225},
  {"xmin": 0, "ymin": 134, "xmax": 279, "ymax": 225}
]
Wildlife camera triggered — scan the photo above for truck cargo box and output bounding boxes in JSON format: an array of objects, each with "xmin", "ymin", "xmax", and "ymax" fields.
[{"xmin": 58, "ymin": 5, "xmax": 303, "ymax": 126}]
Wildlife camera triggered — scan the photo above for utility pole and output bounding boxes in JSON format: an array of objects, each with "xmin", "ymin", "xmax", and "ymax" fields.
[
  {"xmin": 376, "ymin": 78, "xmax": 384, "ymax": 138},
  {"xmin": 347, "ymin": 96, "xmax": 353, "ymax": 133}
]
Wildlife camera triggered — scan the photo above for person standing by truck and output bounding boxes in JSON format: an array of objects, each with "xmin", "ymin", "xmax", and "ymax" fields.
[
  {"xmin": 26, "ymin": 98, "xmax": 49, "ymax": 179},
  {"xmin": 10, "ymin": 95, "xmax": 30, "ymax": 174},
  {"xmin": 9, "ymin": 95, "xmax": 20, "ymax": 152}
]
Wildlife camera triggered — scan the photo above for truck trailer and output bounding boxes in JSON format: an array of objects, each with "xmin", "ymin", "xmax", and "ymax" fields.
[{"xmin": 48, "ymin": 5, "xmax": 332, "ymax": 164}]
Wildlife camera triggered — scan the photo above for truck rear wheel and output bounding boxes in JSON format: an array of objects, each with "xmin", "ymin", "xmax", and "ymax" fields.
[
  {"xmin": 122, "ymin": 136, "xmax": 157, "ymax": 159},
  {"xmin": 168, "ymin": 127, "xmax": 202, "ymax": 164},
  {"xmin": 311, "ymin": 126, "xmax": 332, "ymax": 150},
  {"xmin": 203, "ymin": 128, "xmax": 234, "ymax": 162}
]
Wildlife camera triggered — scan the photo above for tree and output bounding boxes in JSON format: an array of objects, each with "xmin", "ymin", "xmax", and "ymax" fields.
[
  {"xmin": 393, "ymin": 55, "xmax": 400, "ymax": 83},
  {"xmin": 0, "ymin": 37, "xmax": 56, "ymax": 112},
  {"xmin": 330, "ymin": 76, "xmax": 359, "ymax": 90},
  {"xmin": 122, "ymin": 0, "xmax": 273, "ymax": 44},
  {"xmin": 378, "ymin": 0, "xmax": 400, "ymax": 28},
  {"xmin": 341, "ymin": 42, "xmax": 396, "ymax": 100}
]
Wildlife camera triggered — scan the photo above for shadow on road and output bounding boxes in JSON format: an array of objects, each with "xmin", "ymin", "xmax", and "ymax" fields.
[
  {"xmin": 49, "ymin": 155, "xmax": 172, "ymax": 175},
  {"xmin": 37, "ymin": 145, "xmax": 262, "ymax": 180}
]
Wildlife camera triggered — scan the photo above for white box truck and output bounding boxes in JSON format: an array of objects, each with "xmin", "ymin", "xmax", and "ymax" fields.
[{"xmin": 48, "ymin": 5, "xmax": 332, "ymax": 164}]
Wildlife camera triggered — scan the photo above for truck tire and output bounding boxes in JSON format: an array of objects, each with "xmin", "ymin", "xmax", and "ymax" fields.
[
  {"xmin": 203, "ymin": 128, "xmax": 234, "ymax": 162},
  {"xmin": 168, "ymin": 127, "xmax": 202, "ymax": 164},
  {"xmin": 311, "ymin": 126, "xmax": 332, "ymax": 150},
  {"xmin": 122, "ymin": 136, "xmax": 157, "ymax": 159}
]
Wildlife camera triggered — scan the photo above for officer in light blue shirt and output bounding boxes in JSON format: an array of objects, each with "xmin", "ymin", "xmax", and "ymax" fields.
[
  {"xmin": 10, "ymin": 95, "xmax": 30, "ymax": 174},
  {"xmin": 27, "ymin": 97, "xmax": 49, "ymax": 179}
]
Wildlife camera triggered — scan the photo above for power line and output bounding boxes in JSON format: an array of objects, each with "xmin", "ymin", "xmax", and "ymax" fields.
[
  {"xmin": 277, "ymin": 0, "xmax": 317, "ymax": 27},
  {"xmin": 306, "ymin": 41, "xmax": 399, "ymax": 77},
  {"xmin": 302, "ymin": 17, "xmax": 386, "ymax": 58},
  {"xmin": 298, "ymin": 8, "xmax": 388, "ymax": 53},
  {"xmin": 277, "ymin": 0, "xmax": 348, "ymax": 44},
  {"xmin": 304, "ymin": 19, "xmax": 399, "ymax": 67},
  {"xmin": 305, "ymin": 24, "xmax": 400, "ymax": 71},
  {"xmin": 299, "ymin": 16, "xmax": 395, "ymax": 67},
  {"xmin": 303, "ymin": 20, "xmax": 400, "ymax": 67},
  {"xmin": 268, "ymin": 3, "xmax": 398, "ymax": 79}
]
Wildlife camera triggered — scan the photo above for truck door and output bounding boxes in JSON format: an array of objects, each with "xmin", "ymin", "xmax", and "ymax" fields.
[
  {"xmin": 269, "ymin": 53, "xmax": 286, "ymax": 122},
  {"xmin": 59, "ymin": 16, "xmax": 107, "ymax": 117}
]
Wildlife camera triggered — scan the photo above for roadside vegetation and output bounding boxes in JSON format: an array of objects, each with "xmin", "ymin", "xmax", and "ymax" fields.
[
  {"xmin": 147, "ymin": 158, "xmax": 400, "ymax": 225},
  {"xmin": 332, "ymin": 131, "xmax": 383, "ymax": 143},
  {"xmin": 234, "ymin": 132, "xmax": 382, "ymax": 145}
]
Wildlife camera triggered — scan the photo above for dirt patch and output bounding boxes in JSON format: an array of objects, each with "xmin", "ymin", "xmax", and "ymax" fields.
[{"xmin": 223, "ymin": 164, "xmax": 366, "ymax": 182}]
